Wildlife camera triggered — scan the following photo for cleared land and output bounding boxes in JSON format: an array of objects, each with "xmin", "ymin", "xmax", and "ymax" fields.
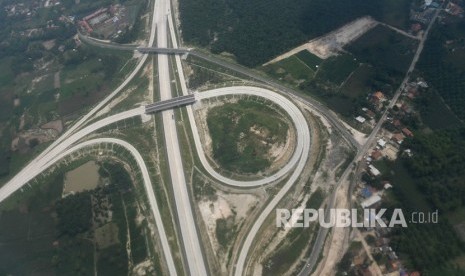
[
  {"xmin": 265, "ymin": 16, "xmax": 378, "ymax": 63},
  {"xmin": 179, "ymin": 0, "xmax": 412, "ymax": 66},
  {"xmin": 263, "ymin": 53, "xmax": 319, "ymax": 85}
]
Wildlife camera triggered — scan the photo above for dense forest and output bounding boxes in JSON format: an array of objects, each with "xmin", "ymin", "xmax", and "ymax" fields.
[
  {"xmin": 417, "ymin": 21, "xmax": 465, "ymax": 120},
  {"xmin": 346, "ymin": 25, "xmax": 417, "ymax": 77},
  {"xmin": 390, "ymin": 218, "xmax": 464, "ymax": 271},
  {"xmin": 402, "ymin": 128, "xmax": 465, "ymax": 212},
  {"xmin": 376, "ymin": 128, "xmax": 465, "ymax": 272},
  {"xmin": 178, "ymin": 0, "xmax": 407, "ymax": 66},
  {"xmin": 56, "ymin": 192, "xmax": 93, "ymax": 236},
  {"xmin": 373, "ymin": 14, "xmax": 465, "ymax": 273}
]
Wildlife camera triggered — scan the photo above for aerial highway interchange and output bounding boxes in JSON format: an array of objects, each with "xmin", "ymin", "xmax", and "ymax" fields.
[
  {"xmin": 0, "ymin": 0, "xmax": 438, "ymax": 275},
  {"xmin": 0, "ymin": 0, "xmax": 359, "ymax": 274}
]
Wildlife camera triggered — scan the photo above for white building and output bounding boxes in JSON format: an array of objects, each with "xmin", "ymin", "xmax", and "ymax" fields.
[
  {"xmin": 356, "ymin": 116, "xmax": 366, "ymax": 123},
  {"xmin": 377, "ymin": 138, "xmax": 387, "ymax": 148},
  {"xmin": 361, "ymin": 195, "xmax": 382, "ymax": 208},
  {"xmin": 368, "ymin": 165, "xmax": 381, "ymax": 177}
]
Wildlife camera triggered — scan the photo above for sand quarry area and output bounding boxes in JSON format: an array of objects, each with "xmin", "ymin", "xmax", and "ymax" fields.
[{"xmin": 264, "ymin": 16, "xmax": 378, "ymax": 65}]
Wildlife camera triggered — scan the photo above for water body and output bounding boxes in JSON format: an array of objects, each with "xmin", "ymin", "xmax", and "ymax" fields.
[{"xmin": 63, "ymin": 161, "xmax": 100, "ymax": 195}]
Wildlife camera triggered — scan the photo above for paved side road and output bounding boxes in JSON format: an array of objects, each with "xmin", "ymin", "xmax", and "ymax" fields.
[{"xmin": 298, "ymin": 6, "xmax": 442, "ymax": 276}]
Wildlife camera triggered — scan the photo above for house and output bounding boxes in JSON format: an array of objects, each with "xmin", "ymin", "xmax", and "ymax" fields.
[
  {"xmin": 365, "ymin": 109, "xmax": 376, "ymax": 119},
  {"xmin": 377, "ymin": 138, "xmax": 387, "ymax": 148},
  {"xmin": 391, "ymin": 133, "xmax": 405, "ymax": 144},
  {"xmin": 78, "ymin": 20, "xmax": 93, "ymax": 32},
  {"xmin": 371, "ymin": 150, "xmax": 383, "ymax": 160},
  {"xmin": 407, "ymin": 93, "xmax": 415, "ymax": 100},
  {"xmin": 401, "ymin": 103, "xmax": 414, "ymax": 114},
  {"xmin": 372, "ymin": 91, "xmax": 386, "ymax": 103},
  {"xmin": 361, "ymin": 194, "xmax": 381, "ymax": 208},
  {"xmin": 368, "ymin": 165, "xmax": 381, "ymax": 177},
  {"xmin": 446, "ymin": 2, "xmax": 464, "ymax": 16},
  {"xmin": 356, "ymin": 116, "xmax": 366, "ymax": 123},
  {"xmin": 402, "ymin": 127, "xmax": 414, "ymax": 137},
  {"xmin": 389, "ymin": 260, "xmax": 400, "ymax": 271},
  {"xmin": 417, "ymin": 81, "xmax": 428, "ymax": 88},
  {"xmin": 388, "ymin": 251, "xmax": 398, "ymax": 260},
  {"xmin": 393, "ymin": 119, "xmax": 402, "ymax": 128}
]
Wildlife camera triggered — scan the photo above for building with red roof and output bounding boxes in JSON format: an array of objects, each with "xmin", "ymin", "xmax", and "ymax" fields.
[{"xmin": 402, "ymin": 128, "xmax": 414, "ymax": 137}]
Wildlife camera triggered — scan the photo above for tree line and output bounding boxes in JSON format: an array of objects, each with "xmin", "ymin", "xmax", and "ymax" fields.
[{"xmin": 179, "ymin": 0, "xmax": 398, "ymax": 67}]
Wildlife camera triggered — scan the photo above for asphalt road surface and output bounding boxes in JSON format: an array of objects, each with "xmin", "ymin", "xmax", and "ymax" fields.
[
  {"xmin": 154, "ymin": 0, "xmax": 209, "ymax": 274},
  {"xmin": 195, "ymin": 87, "xmax": 310, "ymax": 187}
]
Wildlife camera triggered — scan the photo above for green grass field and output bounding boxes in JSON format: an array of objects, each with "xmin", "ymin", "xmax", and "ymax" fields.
[
  {"xmin": 295, "ymin": 50, "xmax": 322, "ymax": 68},
  {"xmin": 315, "ymin": 54, "xmax": 359, "ymax": 85},
  {"xmin": 264, "ymin": 54, "xmax": 315, "ymax": 83},
  {"xmin": 207, "ymin": 99, "xmax": 289, "ymax": 174},
  {"xmin": 340, "ymin": 64, "xmax": 375, "ymax": 98},
  {"xmin": 60, "ymin": 57, "xmax": 109, "ymax": 100}
]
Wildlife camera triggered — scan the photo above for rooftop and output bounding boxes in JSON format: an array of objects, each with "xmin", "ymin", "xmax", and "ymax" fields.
[
  {"xmin": 368, "ymin": 164, "xmax": 381, "ymax": 176},
  {"xmin": 361, "ymin": 194, "xmax": 381, "ymax": 208},
  {"xmin": 356, "ymin": 116, "xmax": 366, "ymax": 123}
]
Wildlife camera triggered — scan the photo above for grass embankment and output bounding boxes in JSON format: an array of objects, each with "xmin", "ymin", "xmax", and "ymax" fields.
[{"xmin": 207, "ymin": 99, "xmax": 289, "ymax": 174}]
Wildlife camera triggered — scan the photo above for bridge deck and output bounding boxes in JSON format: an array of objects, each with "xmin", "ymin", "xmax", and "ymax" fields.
[
  {"xmin": 145, "ymin": 94, "xmax": 196, "ymax": 114},
  {"xmin": 137, "ymin": 47, "xmax": 189, "ymax": 55}
]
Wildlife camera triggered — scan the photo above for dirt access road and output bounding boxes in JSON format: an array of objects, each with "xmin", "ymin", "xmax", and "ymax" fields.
[{"xmin": 264, "ymin": 16, "xmax": 377, "ymax": 64}]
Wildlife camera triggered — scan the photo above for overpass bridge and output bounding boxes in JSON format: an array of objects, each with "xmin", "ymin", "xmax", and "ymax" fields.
[
  {"xmin": 145, "ymin": 94, "xmax": 196, "ymax": 114},
  {"xmin": 137, "ymin": 47, "xmax": 189, "ymax": 55},
  {"xmin": 79, "ymin": 34, "xmax": 190, "ymax": 54}
]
